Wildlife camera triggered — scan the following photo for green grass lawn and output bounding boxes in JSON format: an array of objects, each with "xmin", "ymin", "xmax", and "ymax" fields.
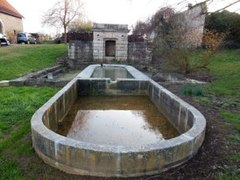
[
  {"xmin": 207, "ymin": 50, "xmax": 240, "ymax": 132},
  {"xmin": 208, "ymin": 50, "xmax": 240, "ymax": 96},
  {"xmin": 0, "ymin": 44, "xmax": 66, "ymax": 179},
  {"xmin": 213, "ymin": 51, "xmax": 240, "ymax": 179},
  {"xmin": 196, "ymin": 49, "xmax": 240, "ymax": 179},
  {"xmin": 0, "ymin": 44, "xmax": 67, "ymax": 80},
  {"xmin": 0, "ymin": 87, "xmax": 59, "ymax": 180}
]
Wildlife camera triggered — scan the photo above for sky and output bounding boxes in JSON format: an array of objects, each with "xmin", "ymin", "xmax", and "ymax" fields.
[{"xmin": 7, "ymin": 0, "xmax": 240, "ymax": 35}]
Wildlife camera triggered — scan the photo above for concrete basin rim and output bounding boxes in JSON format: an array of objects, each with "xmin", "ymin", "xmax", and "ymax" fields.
[
  {"xmin": 31, "ymin": 64, "xmax": 206, "ymax": 153},
  {"xmin": 31, "ymin": 103, "xmax": 206, "ymax": 153},
  {"xmin": 77, "ymin": 64, "xmax": 150, "ymax": 80}
]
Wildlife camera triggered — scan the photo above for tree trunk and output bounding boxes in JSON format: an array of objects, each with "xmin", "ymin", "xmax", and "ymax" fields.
[
  {"xmin": 64, "ymin": 0, "xmax": 67, "ymax": 44},
  {"xmin": 64, "ymin": 26, "xmax": 67, "ymax": 44}
]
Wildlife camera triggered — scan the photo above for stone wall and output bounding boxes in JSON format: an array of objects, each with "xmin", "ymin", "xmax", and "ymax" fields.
[
  {"xmin": 144, "ymin": 3, "xmax": 206, "ymax": 48},
  {"xmin": 180, "ymin": 3, "xmax": 207, "ymax": 47},
  {"xmin": 67, "ymin": 39, "xmax": 152, "ymax": 70},
  {"xmin": 0, "ymin": 13, "xmax": 23, "ymax": 34},
  {"xmin": 93, "ymin": 23, "xmax": 128, "ymax": 61},
  {"xmin": 68, "ymin": 41, "xmax": 93, "ymax": 69},
  {"xmin": 67, "ymin": 24, "xmax": 153, "ymax": 69},
  {"xmin": 128, "ymin": 41, "xmax": 152, "ymax": 70}
]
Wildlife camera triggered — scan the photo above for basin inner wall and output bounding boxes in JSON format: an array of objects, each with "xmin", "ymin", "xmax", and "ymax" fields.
[
  {"xmin": 41, "ymin": 80, "xmax": 78, "ymax": 131},
  {"xmin": 148, "ymin": 80, "xmax": 193, "ymax": 133}
]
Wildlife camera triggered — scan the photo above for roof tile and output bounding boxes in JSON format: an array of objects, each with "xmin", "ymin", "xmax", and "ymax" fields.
[{"xmin": 0, "ymin": 0, "xmax": 23, "ymax": 19}]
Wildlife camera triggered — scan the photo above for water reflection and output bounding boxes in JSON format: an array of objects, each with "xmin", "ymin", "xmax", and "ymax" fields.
[
  {"xmin": 91, "ymin": 67, "xmax": 133, "ymax": 81},
  {"xmin": 57, "ymin": 96, "xmax": 179, "ymax": 146}
]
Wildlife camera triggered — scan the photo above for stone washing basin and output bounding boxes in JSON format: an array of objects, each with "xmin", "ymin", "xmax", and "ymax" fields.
[{"xmin": 31, "ymin": 64, "xmax": 206, "ymax": 177}]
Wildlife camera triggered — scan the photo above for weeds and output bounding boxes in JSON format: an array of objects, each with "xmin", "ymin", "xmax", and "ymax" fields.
[{"xmin": 180, "ymin": 84, "xmax": 204, "ymax": 96}]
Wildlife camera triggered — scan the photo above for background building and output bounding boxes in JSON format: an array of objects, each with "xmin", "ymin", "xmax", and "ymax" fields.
[{"xmin": 0, "ymin": 0, "xmax": 23, "ymax": 35}]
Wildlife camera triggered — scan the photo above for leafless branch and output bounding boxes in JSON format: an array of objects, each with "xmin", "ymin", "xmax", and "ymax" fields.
[{"xmin": 42, "ymin": 0, "xmax": 84, "ymax": 43}]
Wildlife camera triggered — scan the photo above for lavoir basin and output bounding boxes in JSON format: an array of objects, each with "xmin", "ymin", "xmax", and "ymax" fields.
[{"xmin": 31, "ymin": 64, "xmax": 206, "ymax": 177}]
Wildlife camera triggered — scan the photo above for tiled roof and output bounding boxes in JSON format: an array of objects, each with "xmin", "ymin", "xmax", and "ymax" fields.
[{"xmin": 0, "ymin": 0, "xmax": 23, "ymax": 19}]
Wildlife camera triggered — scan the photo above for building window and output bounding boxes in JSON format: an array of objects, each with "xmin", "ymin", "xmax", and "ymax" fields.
[{"xmin": 105, "ymin": 40, "xmax": 116, "ymax": 57}]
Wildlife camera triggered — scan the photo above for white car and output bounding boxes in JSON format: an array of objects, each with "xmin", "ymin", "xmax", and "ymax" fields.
[{"xmin": 0, "ymin": 33, "xmax": 10, "ymax": 46}]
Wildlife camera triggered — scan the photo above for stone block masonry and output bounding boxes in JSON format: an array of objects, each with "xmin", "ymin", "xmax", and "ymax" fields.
[
  {"xmin": 67, "ymin": 23, "xmax": 152, "ymax": 68},
  {"xmin": 128, "ymin": 41, "xmax": 152, "ymax": 70},
  {"xmin": 181, "ymin": 2, "xmax": 207, "ymax": 48},
  {"xmin": 93, "ymin": 23, "xmax": 129, "ymax": 61},
  {"xmin": 68, "ymin": 41, "xmax": 93, "ymax": 69}
]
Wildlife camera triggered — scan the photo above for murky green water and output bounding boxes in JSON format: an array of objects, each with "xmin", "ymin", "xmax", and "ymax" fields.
[
  {"xmin": 57, "ymin": 96, "xmax": 179, "ymax": 146},
  {"xmin": 91, "ymin": 67, "xmax": 133, "ymax": 81},
  {"xmin": 55, "ymin": 70, "xmax": 81, "ymax": 81}
]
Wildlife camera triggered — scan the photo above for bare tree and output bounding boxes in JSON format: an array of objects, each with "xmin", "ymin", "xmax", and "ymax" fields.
[{"xmin": 42, "ymin": 0, "xmax": 83, "ymax": 43}]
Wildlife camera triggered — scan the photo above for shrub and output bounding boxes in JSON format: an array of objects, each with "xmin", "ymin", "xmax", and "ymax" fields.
[
  {"xmin": 6, "ymin": 31, "xmax": 16, "ymax": 43},
  {"xmin": 205, "ymin": 10, "xmax": 240, "ymax": 49},
  {"xmin": 132, "ymin": 4, "xmax": 224, "ymax": 75},
  {"xmin": 153, "ymin": 26, "xmax": 223, "ymax": 74},
  {"xmin": 180, "ymin": 85, "xmax": 204, "ymax": 96}
]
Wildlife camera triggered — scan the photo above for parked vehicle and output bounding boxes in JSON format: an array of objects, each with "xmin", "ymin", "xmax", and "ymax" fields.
[
  {"xmin": 17, "ymin": 32, "xmax": 37, "ymax": 44},
  {"xmin": 0, "ymin": 33, "xmax": 10, "ymax": 46}
]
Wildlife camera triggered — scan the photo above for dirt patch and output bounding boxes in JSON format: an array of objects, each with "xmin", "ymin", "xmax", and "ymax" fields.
[
  {"xmin": 18, "ymin": 84, "xmax": 239, "ymax": 180},
  {"xmin": 186, "ymin": 71, "xmax": 214, "ymax": 82}
]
